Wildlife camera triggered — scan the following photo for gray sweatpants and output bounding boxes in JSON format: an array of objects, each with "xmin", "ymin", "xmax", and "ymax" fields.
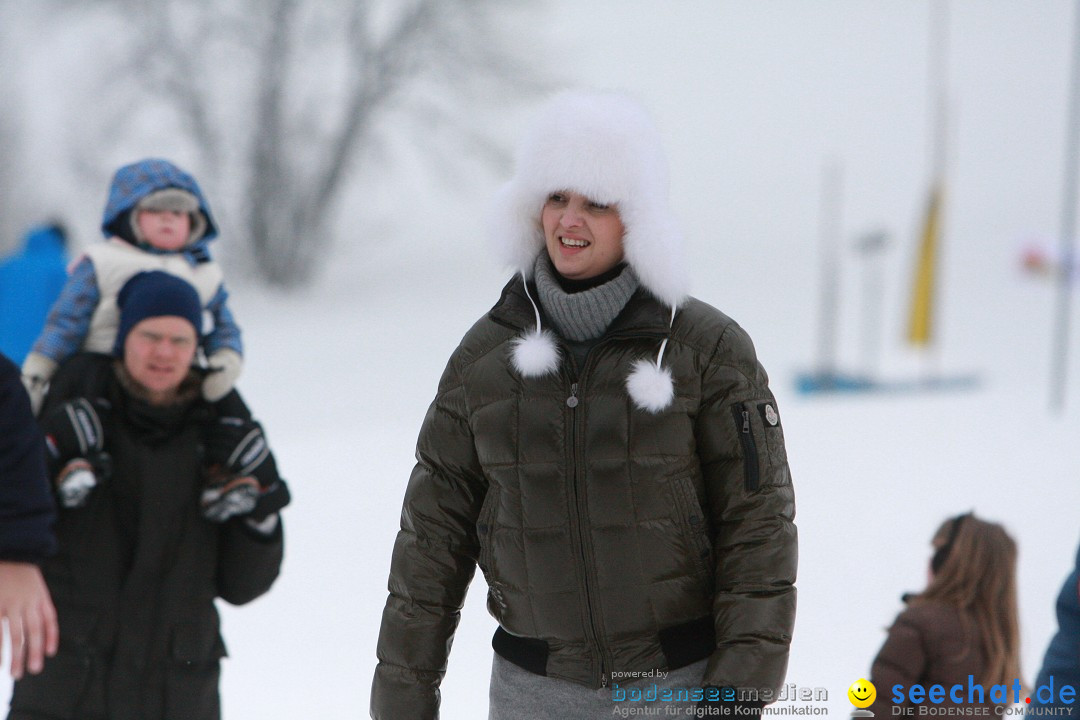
[{"xmin": 488, "ymin": 653, "xmax": 709, "ymax": 719}]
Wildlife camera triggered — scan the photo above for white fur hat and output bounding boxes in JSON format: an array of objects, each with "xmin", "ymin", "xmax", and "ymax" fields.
[
  {"xmin": 492, "ymin": 90, "xmax": 687, "ymax": 412},
  {"xmin": 490, "ymin": 89, "xmax": 689, "ymax": 307}
]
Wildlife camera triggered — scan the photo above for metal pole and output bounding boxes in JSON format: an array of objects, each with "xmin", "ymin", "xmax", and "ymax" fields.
[
  {"xmin": 816, "ymin": 162, "xmax": 842, "ymax": 383},
  {"xmin": 930, "ymin": 0, "xmax": 948, "ymax": 381},
  {"xmin": 857, "ymin": 231, "xmax": 888, "ymax": 379},
  {"xmin": 914, "ymin": 0, "xmax": 949, "ymax": 383},
  {"xmin": 930, "ymin": 0, "xmax": 949, "ymax": 181},
  {"xmin": 1050, "ymin": 0, "xmax": 1080, "ymax": 413}
]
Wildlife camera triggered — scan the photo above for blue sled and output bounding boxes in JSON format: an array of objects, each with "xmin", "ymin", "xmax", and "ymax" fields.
[{"xmin": 795, "ymin": 371, "xmax": 981, "ymax": 396}]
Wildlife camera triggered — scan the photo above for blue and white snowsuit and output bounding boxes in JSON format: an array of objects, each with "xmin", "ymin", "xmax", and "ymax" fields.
[{"xmin": 31, "ymin": 158, "xmax": 242, "ymax": 364}]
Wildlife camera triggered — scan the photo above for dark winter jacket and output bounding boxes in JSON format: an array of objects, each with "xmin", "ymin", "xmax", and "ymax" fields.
[
  {"xmin": 371, "ymin": 276, "xmax": 797, "ymax": 719},
  {"xmin": 1029, "ymin": 540, "xmax": 1080, "ymax": 712},
  {"xmin": 866, "ymin": 600, "xmax": 1003, "ymax": 715},
  {"xmin": 8, "ymin": 354, "xmax": 283, "ymax": 720},
  {"xmin": 0, "ymin": 353, "xmax": 57, "ymax": 561}
]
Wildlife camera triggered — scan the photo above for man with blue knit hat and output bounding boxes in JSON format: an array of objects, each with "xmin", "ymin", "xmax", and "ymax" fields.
[
  {"xmin": 46, "ymin": 270, "xmax": 206, "ymax": 508},
  {"xmin": 45, "ymin": 270, "xmax": 287, "ymax": 519},
  {"xmin": 8, "ymin": 271, "xmax": 288, "ymax": 720},
  {"xmin": 112, "ymin": 269, "xmax": 206, "ymax": 401}
]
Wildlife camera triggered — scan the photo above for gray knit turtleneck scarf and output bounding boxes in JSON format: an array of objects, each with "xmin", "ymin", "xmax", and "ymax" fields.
[{"xmin": 533, "ymin": 253, "xmax": 639, "ymax": 342}]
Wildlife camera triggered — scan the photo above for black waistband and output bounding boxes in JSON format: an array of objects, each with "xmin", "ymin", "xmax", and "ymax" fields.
[{"xmin": 491, "ymin": 616, "xmax": 715, "ymax": 677}]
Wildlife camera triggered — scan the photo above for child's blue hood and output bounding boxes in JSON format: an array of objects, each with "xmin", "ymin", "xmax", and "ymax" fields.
[{"xmin": 100, "ymin": 158, "xmax": 218, "ymax": 243}]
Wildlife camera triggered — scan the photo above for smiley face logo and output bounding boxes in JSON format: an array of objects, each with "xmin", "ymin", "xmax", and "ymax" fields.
[{"xmin": 848, "ymin": 678, "xmax": 876, "ymax": 708}]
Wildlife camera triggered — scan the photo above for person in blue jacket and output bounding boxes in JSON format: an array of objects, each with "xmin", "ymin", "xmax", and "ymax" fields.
[
  {"xmin": 1028, "ymin": 538, "xmax": 1080, "ymax": 715},
  {"xmin": 0, "ymin": 223, "xmax": 69, "ymax": 366},
  {"xmin": 0, "ymin": 352, "xmax": 59, "ymax": 681}
]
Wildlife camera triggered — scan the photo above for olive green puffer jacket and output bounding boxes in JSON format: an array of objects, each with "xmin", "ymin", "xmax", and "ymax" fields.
[{"xmin": 371, "ymin": 277, "xmax": 797, "ymax": 719}]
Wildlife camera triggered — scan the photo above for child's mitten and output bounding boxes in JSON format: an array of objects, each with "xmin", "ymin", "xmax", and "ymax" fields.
[
  {"xmin": 20, "ymin": 352, "xmax": 58, "ymax": 417},
  {"xmin": 202, "ymin": 349, "xmax": 242, "ymax": 402}
]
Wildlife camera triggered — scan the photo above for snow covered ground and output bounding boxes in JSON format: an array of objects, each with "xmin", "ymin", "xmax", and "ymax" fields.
[
  {"xmin": 4, "ymin": 1, "xmax": 1080, "ymax": 718},
  {"xmin": 212, "ymin": 251, "xmax": 1080, "ymax": 720}
]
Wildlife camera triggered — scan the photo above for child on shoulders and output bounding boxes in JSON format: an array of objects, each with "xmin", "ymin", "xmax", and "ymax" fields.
[{"xmin": 22, "ymin": 158, "xmax": 242, "ymax": 414}]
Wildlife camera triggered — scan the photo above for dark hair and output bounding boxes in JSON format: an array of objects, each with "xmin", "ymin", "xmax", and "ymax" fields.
[{"xmin": 930, "ymin": 512, "xmax": 970, "ymax": 574}]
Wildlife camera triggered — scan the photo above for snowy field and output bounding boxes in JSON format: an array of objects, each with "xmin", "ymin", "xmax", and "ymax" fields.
[{"xmin": 4, "ymin": 2, "xmax": 1080, "ymax": 718}]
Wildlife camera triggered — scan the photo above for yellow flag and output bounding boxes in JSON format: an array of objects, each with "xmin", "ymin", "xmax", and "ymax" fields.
[{"xmin": 907, "ymin": 182, "xmax": 943, "ymax": 345}]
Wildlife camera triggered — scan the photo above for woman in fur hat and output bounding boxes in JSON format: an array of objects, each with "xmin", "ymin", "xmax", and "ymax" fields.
[
  {"xmin": 371, "ymin": 90, "xmax": 797, "ymax": 719},
  {"xmin": 21, "ymin": 158, "xmax": 244, "ymax": 416}
]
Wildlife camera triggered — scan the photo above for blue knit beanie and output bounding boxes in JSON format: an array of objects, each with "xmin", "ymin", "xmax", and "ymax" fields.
[{"xmin": 113, "ymin": 271, "xmax": 202, "ymax": 356}]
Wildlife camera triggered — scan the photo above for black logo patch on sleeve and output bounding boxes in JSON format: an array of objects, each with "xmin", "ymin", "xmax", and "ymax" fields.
[{"xmin": 757, "ymin": 402, "xmax": 780, "ymax": 428}]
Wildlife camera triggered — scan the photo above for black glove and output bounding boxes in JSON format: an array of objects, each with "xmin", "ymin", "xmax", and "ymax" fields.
[
  {"xmin": 42, "ymin": 398, "xmax": 113, "ymax": 508},
  {"xmin": 204, "ymin": 416, "xmax": 278, "ymax": 488},
  {"xmin": 201, "ymin": 416, "xmax": 290, "ymax": 523},
  {"xmin": 43, "ymin": 398, "xmax": 108, "ymax": 461}
]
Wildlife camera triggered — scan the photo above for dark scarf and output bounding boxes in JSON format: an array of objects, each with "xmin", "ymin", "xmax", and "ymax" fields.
[{"xmin": 112, "ymin": 362, "xmax": 206, "ymax": 445}]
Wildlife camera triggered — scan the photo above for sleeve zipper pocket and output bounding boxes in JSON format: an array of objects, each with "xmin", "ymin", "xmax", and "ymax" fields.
[{"xmin": 731, "ymin": 403, "xmax": 761, "ymax": 492}]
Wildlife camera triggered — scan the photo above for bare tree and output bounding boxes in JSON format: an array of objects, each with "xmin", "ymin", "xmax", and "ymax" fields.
[
  {"xmin": 0, "ymin": 101, "xmax": 18, "ymax": 255},
  {"xmin": 57, "ymin": 0, "xmax": 547, "ymax": 286},
  {"xmin": 0, "ymin": 1, "xmax": 25, "ymax": 252}
]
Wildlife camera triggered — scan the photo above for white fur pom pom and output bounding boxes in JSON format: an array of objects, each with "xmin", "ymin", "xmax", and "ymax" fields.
[
  {"xmin": 626, "ymin": 358, "xmax": 674, "ymax": 412},
  {"xmin": 510, "ymin": 329, "xmax": 560, "ymax": 377}
]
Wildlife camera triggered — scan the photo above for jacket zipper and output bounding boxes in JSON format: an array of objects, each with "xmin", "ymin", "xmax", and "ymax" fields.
[
  {"xmin": 566, "ymin": 373, "xmax": 610, "ymax": 689},
  {"xmin": 732, "ymin": 404, "xmax": 761, "ymax": 491}
]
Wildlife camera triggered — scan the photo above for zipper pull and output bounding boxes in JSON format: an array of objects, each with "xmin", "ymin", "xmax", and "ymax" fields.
[
  {"xmin": 567, "ymin": 382, "xmax": 579, "ymax": 408},
  {"xmin": 742, "ymin": 409, "xmax": 751, "ymax": 434},
  {"xmin": 601, "ymin": 671, "xmax": 608, "ymax": 688}
]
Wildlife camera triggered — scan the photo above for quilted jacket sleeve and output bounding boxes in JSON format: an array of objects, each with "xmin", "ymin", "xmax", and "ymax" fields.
[
  {"xmin": 694, "ymin": 321, "xmax": 797, "ymax": 696},
  {"xmin": 371, "ymin": 353, "xmax": 487, "ymax": 720},
  {"xmin": 866, "ymin": 608, "xmax": 926, "ymax": 714}
]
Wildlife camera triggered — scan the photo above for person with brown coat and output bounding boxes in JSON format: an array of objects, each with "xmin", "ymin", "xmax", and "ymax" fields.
[
  {"xmin": 864, "ymin": 514, "xmax": 1023, "ymax": 716},
  {"xmin": 371, "ymin": 90, "xmax": 797, "ymax": 719}
]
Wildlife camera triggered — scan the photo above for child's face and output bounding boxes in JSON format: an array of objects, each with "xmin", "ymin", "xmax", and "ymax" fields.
[{"xmin": 137, "ymin": 209, "xmax": 191, "ymax": 251}]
